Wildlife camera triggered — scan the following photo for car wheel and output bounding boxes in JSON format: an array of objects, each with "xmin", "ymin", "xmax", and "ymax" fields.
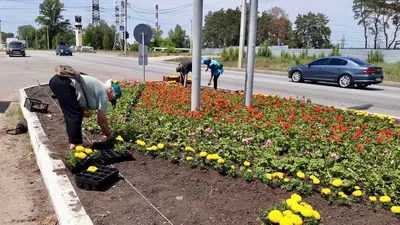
[
  {"xmin": 357, "ymin": 84, "xmax": 369, "ymax": 89},
  {"xmin": 338, "ymin": 74, "xmax": 352, "ymax": 88},
  {"xmin": 291, "ymin": 71, "xmax": 303, "ymax": 83}
]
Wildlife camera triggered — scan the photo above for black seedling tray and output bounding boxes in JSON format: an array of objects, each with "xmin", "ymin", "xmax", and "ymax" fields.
[
  {"xmin": 24, "ymin": 98, "xmax": 49, "ymax": 113},
  {"xmin": 75, "ymin": 164, "xmax": 119, "ymax": 191},
  {"xmin": 100, "ymin": 149, "xmax": 133, "ymax": 165}
]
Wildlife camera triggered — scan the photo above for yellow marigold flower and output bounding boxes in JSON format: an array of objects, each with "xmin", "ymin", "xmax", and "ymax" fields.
[
  {"xmin": 284, "ymin": 178, "xmax": 290, "ymax": 182},
  {"xmin": 312, "ymin": 178, "xmax": 320, "ymax": 185},
  {"xmin": 75, "ymin": 146, "xmax": 85, "ymax": 152},
  {"xmin": 286, "ymin": 199, "xmax": 296, "ymax": 207},
  {"xmin": 136, "ymin": 140, "xmax": 146, "ymax": 146},
  {"xmin": 113, "ymin": 79, "xmax": 118, "ymax": 84},
  {"xmin": 273, "ymin": 172, "xmax": 284, "ymax": 179},
  {"xmin": 279, "ymin": 216, "xmax": 293, "ymax": 225},
  {"xmin": 186, "ymin": 156, "xmax": 193, "ymax": 161},
  {"xmin": 185, "ymin": 146, "xmax": 195, "ymax": 152},
  {"xmin": 211, "ymin": 154, "xmax": 220, "ymax": 160},
  {"xmin": 309, "ymin": 175, "xmax": 317, "ymax": 180},
  {"xmin": 243, "ymin": 161, "xmax": 251, "ymax": 167},
  {"xmin": 247, "ymin": 169, "xmax": 252, "ymax": 173},
  {"xmin": 380, "ymin": 196, "xmax": 391, "ymax": 203},
  {"xmin": 172, "ymin": 143, "xmax": 179, "ymax": 147},
  {"xmin": 332, "ymin": 179, "xmax": 343, "ymax": 187},
  {"xmin": 354, "ymin": 186, "xmax": 360, "ymax": 190},
  {"xmin": 217, "ymin": 158, "xmax": 225, "ymax": 164},
  {"xmin": 157, "ymin": 143, "xmax": 165, "ymax": 149},
  {"xmin": 290, "ymin": 203, "xmax": 302, "ymax": 213},
  {"xmin": 74, "ymin": 152, "xmax": 87, "ymax": 159},
  {"xmin": 340, "ymin": 193, "xmax": 348, "ymax": 199},
  {"xmin": 268, "ymin": 210, "xmax": 283, "ymax": 223},
  {"xmin": 369, "ymin": 196, "xmax": 377, "ymax": 202},
  {"xmin": 199, "ymin": 151, "xmax": 208, "ymax": 158},
  {"xmin": 321, "ymin": 188, "xmax": 331, "ymax": 195},
  {"xmin": 290, "ymin": 214, "xmax": 303, "ymax": 225},
  {"xmin": 87, "ymin": 166, "xmax": 98, "ymax": 173},
  {"xmin": 84, "ymin": 148, "xmax": 93, "ymax": 154},
  {"xmin": 338, "ymin": 191, "xmax": 345, "ymax": 196},
  {"xmin": 300, "ymin": 208, "xmax": 314, "ymax": 218},
  {"xmin": 296, "ymin": 171, "xmax": 305, "ymax": 179},
  {"xmin": 352, "ymin": 190, "xmax": 363, "ymax": 197},
  {"xmin": 282, "ymin": 210, "xmax": 293, "ymax": 216},
  {"xmin": 266, "ymin": 173, "xmax": 273, "ymax": 180},
  {"xmin": 146, "ymin": 145, "xmax": 158, "ymax": 151},
  {"xmin": 313, "ymin": 210, "xmax": 321, "ymax": 220},
  {"xmin": 390, "ymin": 206, "xmax": 400, "ymax": 214},
  {"xmin": 206, "ymin": 154, "xmax": 213, "ymax": 161},
  {"xmin": 116, "ymin": 135, "xmax": 124, "ymax": 142},
  {"xmin": 291, "ymin": 194, "xmax": 302, "ymax": 203},
  {"xmin": 231, "ymin": 165, "xmax": 235, "ymax": 170}
]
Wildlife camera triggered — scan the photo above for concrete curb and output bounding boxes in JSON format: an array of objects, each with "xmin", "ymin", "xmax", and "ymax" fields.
[{"xmin": 19, "ymin": 87, "xmax": 93, "ymax": 225}]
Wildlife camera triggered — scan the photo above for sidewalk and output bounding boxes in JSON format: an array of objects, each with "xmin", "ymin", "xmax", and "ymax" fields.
[{"xmin": 0, "ymin": 95, "xmax": 56, "ymax": 225}]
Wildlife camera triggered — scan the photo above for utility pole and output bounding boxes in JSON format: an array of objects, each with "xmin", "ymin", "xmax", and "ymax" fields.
[
  {"xmin": 47, "ymin": 26, "xmax": 50, "ymax": 49},
  {"xmin": 244, "ymin": 0, "xmax": 258, "ymax": 107},
  {"xmin": 238, "ymin": 0, "xmax": 247, "ymax": 68},
  {"xmin": 155, "ymin": 5, "xmax": 159, "ymax": 29},
  {"xmin": 191, "ymin": 0, "xmax": 203, "ymax": 111},
  {"xmin": 190, "ymin": 19, "xmax": 193, "ymax": 54},
  {"xmin": 35, "ymin": 32, "xmax": 38, "ymax": 49},
  {"xmin": 124, "ymin": 0, "xmax": 127, "ymax": 54}
]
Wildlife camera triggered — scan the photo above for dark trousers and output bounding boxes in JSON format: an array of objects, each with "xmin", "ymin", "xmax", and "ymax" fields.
[
  {"xmin": 213, "ymin": 74, "xmax": 220, "ymax": 90},
  {"xmin": 49, "ymin": 75, "xmax": 83, "ymax": 144}
]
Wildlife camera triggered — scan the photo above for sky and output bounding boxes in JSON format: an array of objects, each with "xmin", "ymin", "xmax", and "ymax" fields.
[{"xmin": 0, "ymin": 0, "xmax": 383, "ymax": 48}]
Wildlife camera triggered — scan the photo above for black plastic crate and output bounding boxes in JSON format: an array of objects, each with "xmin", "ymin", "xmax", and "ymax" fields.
[
  {"xmin": 24, "ymin": 98, "xmax": 49, "ymax": 113},
  {"xmin": 75, "ymin": 164, "xmax": 119, "ymax": 191},
  {"xmin": 100, "ymin": 149, "xmax": 133, "ymax": 165}
]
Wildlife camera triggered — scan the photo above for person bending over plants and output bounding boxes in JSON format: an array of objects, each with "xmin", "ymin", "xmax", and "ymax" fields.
[
  {"xmin": 201, "ymin": 57, "xmax": 224, "ymax": 90},
  {"xmin": 49, "ymin": 65, "xmax": 122, "ymax": 149},
  {"xmin": 176, "ymin": 61, "xmax": 192, "ymax": 88}
]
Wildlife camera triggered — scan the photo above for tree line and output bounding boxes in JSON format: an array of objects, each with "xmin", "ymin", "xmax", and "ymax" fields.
[
  {"xmin": 6, "ymin": 0, "xmax": 399, "ymax": 50},
  {"xmin": 352, "ymin": 0, "xmax": 400, "ymax": 49}
]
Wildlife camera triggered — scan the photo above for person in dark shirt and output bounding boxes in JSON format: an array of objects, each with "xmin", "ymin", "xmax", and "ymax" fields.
[{"xmin": 176, "ymin": 61, "xmax": 192, "ymax": 87}]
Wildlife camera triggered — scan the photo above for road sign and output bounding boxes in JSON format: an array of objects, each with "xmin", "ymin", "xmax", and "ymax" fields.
[
  {"xmin": 133, "ymin": 24, "xmax": 153, "ymax": 44},
  {"xmin": 139, "ymin": 44, "xmax": 148, "ymax": 65},
  {"xmin": 120, "ymin": 25, "xmax": 124, "ymax": 31}
]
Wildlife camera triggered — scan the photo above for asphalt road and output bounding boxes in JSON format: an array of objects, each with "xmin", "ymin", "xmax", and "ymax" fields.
[{"xmin": 1, "ymin": 50, "xmax": 400, "ymax": 117}]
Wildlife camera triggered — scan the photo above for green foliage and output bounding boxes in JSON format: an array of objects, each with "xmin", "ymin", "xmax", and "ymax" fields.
[
  {"xmin": 168, "ymin": 25, "xmax": 189, "ymax": 48},
  {"xmin": 318, "ymin": 51, "xmax": 325, "ymax": 58},
  {"xmin": 35, "ymin": 0, "xmax": 70, "ymax": 49},
  {"xmin": 257, "ymin": 7, "xmax": 292, "ymax": 46},
  {"xmin": 52, "ymin": 30, "xmax": 75, "ymax": 48},
  {"xmin": 222, "ymin": 47, "xmax": 240, "ymax": 61},
  {"xmin": 368, "ymin": 50, "xmax": 385, "ymax": 63},
  {"xmin": 328, "ymin": 44, "xmax": 341, "ymax": 56},
  {"xmin": 299, "ymin": 48, "xmax": 309, "ymax": 59},
  {"xmin": 257, "ymin": 42, "xmax": 272, "ymax": 57},
  {"xmin": 82, "ymin": 21, "xmax": 115, "ymax": 50},
  {"xmin": 17, "ymin": 25, "xmax": 36, "ymax": 48},
  {"xmin": 280, "ymin": 51, "xmax": 291, "ymax": 59},
  {"xmin": 1, "ymin": 32, "xmax": 14, "ymax": 43},
  {"xmin": 293, "ymin": 12, "xmax": 331, "ymax": 48}
]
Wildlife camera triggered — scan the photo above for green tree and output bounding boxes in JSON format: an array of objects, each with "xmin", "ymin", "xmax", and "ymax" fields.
[
  {"xmin": 82, "ymin": 20, "xmax": 115, "ymax": 50},
  {"xmin": 17, "ymin": 25, "xmax": 36, "ymax": 48},
  {"xmin": 203, "ymin": 7, "xmax": 242, "ymax": 48},
  {"xmin": 149, "ymin": 26, "xmax": 164, "ymax": 48},
  {"xmin": 35, "ymin": 0, "xmax": 71, "ymax": 49},
  {"xmin": 258, "ymin": 7, "xmax": 292, "ymax": 46},
  {"xmin": 353, "ymin": 0, "xmax": 372, "ymax": 49},
  {"xmin": 293, "ymin": 12, "xmax": 331, "ymax": 49},
  {"xmin": 1, "ymin": 32, "xmax": 15, "ymax": 43},
  {"xmin": 168, "ymin": 25, "xmax": 188, "ymax": 48}
]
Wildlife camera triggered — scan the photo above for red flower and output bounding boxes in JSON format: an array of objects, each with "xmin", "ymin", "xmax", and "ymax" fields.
[
  {"xmin": 356, "ymin": 145, "xmax": 363, "ymax": 151},
  {"xmin": 310, "ymin": 137, "xmax": 317, "ymax": 142},
  {"xmin": 283, "ymin": 130, "xmax": 289, "ymax": 135},
  {"xmin": 365, "ymin": 138, "xmax": 371, "ymax": 143},
  {"xmin": 377, "ymin": 137, "xmax": 384, "ymax": 143}
]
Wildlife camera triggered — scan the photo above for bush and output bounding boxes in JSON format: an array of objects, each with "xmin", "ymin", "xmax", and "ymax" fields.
[
  {"xmin": 299, "ymin": 48, "xmax": 308, "ymax": 59},
  {"xmin": 367, "ymin": 50, "xmax": 384, "ymax": 63},
  {"xmin": 329, "ymin": 44, "xmax": 341, "ymax": 56},
  {"xmin": 130, "ymin": 42, "xmax": 139, "ymax": 52},
  {"xmin": 257, "ymin": 42, "xmax": 272, "ymax": 58},
  {"xmin": 222, "ymin": 47, "xmax": 240, "ymax": 61},
  {"xmin": 318, "ymin": 51, "xmax": 325, "ymax": 58},
  {"xmin": 281, "ymin": 51, "xmax": 290, "ymax": 59}
]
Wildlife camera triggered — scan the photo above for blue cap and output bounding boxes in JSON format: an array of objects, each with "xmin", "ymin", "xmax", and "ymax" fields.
[
  {"xmin": 111, "ymin": 83, "xmax": 122, "ymax": 106},
  {"xmin": 201, "ymin": 57, "xmax": 210, "ymax": 64}
]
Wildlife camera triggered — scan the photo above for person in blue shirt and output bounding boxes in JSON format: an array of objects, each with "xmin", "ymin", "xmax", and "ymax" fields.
[{"xmin": 201, "ymin": 57, "xmax": 224, "ymax": 90}]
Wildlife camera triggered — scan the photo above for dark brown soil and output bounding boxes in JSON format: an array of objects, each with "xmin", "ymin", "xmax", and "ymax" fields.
[{"xmin": 25, "ymin": 85, "xmax": 399, "ymax": 225}]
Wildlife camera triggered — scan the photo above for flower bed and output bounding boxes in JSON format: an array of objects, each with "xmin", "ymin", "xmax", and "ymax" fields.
[
  {"xmin": 25, "ymin": 83, "xmax": 400, "ymax": 224},
  {"xmin": 84, "ymin": 80, "xmax": 400, "ymax": 214}
]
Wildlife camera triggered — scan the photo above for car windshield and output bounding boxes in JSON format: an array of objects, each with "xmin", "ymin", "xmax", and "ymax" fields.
[
  {"xmin": 59, "ymin": 45, "xmax": 69, "ymax": 50},
  {"xmin": 9, "ymin": 42, "xmax": 22, "ymax": 48},
  {"xmin": 349, "ymin": 58, "xmax": 370, "ymax": 66}
]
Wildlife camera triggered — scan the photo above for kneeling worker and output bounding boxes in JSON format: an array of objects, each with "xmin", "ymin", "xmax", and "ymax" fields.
[
  {"xmin": 49, "ymin": 65, "xmax": 122, "ymax": 149},
  {"xmin": 176, "ymin": 61, "xmax": 192, "ymax": 87}
]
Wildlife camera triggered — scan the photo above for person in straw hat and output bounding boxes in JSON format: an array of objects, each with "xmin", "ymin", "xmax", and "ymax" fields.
[{"xmin": 49, "ymin": 65, "xmax": 122, "ymax": 149}]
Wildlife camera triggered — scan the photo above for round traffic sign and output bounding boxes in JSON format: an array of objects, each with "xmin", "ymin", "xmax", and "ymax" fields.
[{"xmin": 133, "ymin": 24, "xmax": 153, "ymax": 44}]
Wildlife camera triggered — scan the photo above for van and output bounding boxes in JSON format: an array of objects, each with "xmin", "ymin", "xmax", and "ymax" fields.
[{"xmin": 6, "ymin": 41, "xmax": 26, "ymax": 57}]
